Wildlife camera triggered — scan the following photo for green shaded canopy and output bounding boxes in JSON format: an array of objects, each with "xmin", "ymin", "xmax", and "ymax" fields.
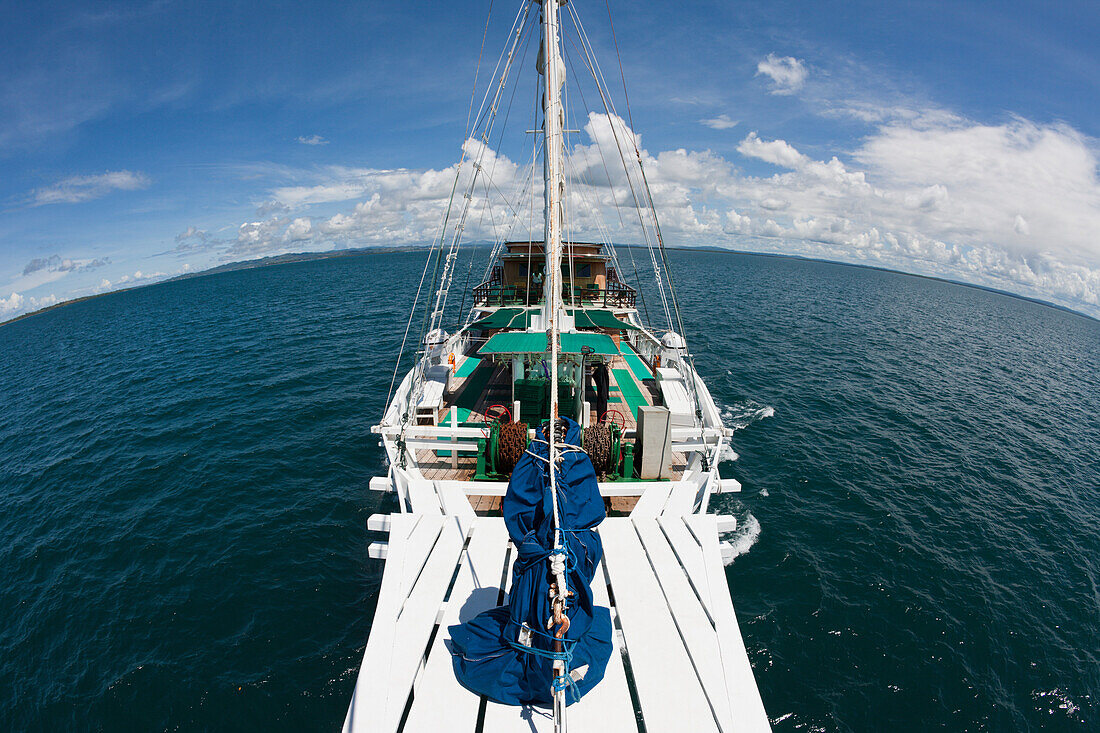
[
  {"xmin": 470, "ymin": 307, "xmax": 637, "ymax": 332},
  {"xmin": 468, "ymin": 308, "xmax": 534, "ymax": 330},
  {"xmin": 478, "ymin": 331, "xmax": 620, "ymax": 356},
  {"xmin": 567, "ymin": 308, "xmax": 640, "ymax": 331}
]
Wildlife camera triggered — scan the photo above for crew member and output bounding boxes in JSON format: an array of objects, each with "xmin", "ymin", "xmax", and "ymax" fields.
[{"xmin": 593, "ymin": 361, "xmax": 610, "ymax": 420}]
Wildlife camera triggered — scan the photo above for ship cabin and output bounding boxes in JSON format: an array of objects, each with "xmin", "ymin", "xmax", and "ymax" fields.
[{"xmin": 472, "ymin": 240, "xmax": 636, "ymax": 308}]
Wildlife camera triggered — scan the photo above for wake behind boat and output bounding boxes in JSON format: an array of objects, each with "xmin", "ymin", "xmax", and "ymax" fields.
[{"xmin": 344, "ymin": 1, "xmax": 771, "ymax": 730}]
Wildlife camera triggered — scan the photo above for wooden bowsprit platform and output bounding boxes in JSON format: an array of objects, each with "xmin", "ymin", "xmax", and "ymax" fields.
[{"xmin": 344, "ymin": 492, "xmax": 771, "ymax": 732}]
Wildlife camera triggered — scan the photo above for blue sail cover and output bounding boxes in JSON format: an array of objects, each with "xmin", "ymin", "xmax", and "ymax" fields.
[{"xmin": 449, "ymin": 417, "xmax": 613, "ymax": 706}]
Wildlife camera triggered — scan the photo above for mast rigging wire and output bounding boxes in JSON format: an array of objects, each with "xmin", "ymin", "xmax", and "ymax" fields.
[
  {"xmin": 397, "ymin": 0, "xmax": 533, "ymax": 446},
  {"xmin": 563, "ymin": 3, "xmax": 673, "ymax": 331}
]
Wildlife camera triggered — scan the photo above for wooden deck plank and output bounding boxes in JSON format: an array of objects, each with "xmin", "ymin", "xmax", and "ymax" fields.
[
  {"xmin": 406, "ymin": 478, "xmax": 443, "ymax": 514},
  {"xmin": 343, "ymin": 514, "xmax": 436, "ymax": 733},
  {"xmin": 634, "ymin": 518, "xmax": 735, "ymax": 731},
  {"xmin": 364, "ymin": 516, "xmax": 469, "ymax": 733},
  {"xmin": 663, "ymin": 468, "xmax": 703, "ymax": 516},
  {"xmin": 483, "ymin": 701, "xmax": 556, "ymax": 732},
  {"xmin": 608, "ymin": 495, "xmax": 640, "ymax": 514},
  {"xmin": 599, "ymin": 519, "xmax": 720, "ymax": 733},
  {"xmin": 685, "ymin": 515, "xmax": 772, "ymax": 731},
  {"xmin": 629, "ymin": 480, "xmax": 674, "ymax": 518},
  {"xmin": 404, "ymin": 520, "xmax": 510, "ymax": 732},
  {"xmin": 569, "ymin": 561, "xmax": 641, "ymax": 732},
  {"xmin": 481, "ymin": 537, "xmax": 551, "ymax": 731},
  {"xmin": 434, "ymin": 479, "xmax": 476, "ymax": 519},
  {"xmin": 658, "ymin": 514, "xmax": 713, "ymax": 621},
  {"xmin": 400, "ymin": 513, "xmax": 447, "ymax": 600}
]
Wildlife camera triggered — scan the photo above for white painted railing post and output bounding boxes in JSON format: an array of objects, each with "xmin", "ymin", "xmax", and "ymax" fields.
[
  {"xmin": 450, "ymin": 405, "xmax": 458, "ymax": 470},
  {"xmin": 513, "ymin": 400, "xmax": 521, "ymax": 424}
]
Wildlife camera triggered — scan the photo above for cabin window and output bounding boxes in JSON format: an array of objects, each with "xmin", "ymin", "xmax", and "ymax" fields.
[{"xmin": 561, "ymin": 263, "xmax": 592, "ymax": 278}]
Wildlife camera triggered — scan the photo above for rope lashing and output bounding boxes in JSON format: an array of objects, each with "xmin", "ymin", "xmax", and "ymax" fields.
[{"xmin": 524, "ymin": 437, "xmax": 586, "ymax": 464}]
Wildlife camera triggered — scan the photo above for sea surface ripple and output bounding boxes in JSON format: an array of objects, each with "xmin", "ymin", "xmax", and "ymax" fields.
[{"xmin": 0, "ymin": 250, "xmax": 1096, "ymax": 731}]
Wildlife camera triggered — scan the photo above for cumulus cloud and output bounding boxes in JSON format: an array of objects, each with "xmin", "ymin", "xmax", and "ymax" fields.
[
  {"xmin": 112, "ymin": 269, "xmax": 167, "ymax": 286},
  {"xmin": 172, "ymin": 226, "xmax": 216, "ymax": 253},
  {"xmin": 31, "ymin": 170, "xmax": 150, "ymax": 205},
  {"xmin": 285, "ymin": 217, "xmax": 313, "ymax": 241},
  {"xmin": 297, "ymin": 134, "xmax": 329, "ymax": 146},
  {"xmin": 0, "ymin": 291, "xmax": 58, "ymax": 319},
  {"xmin": 9, "ymin": 253, "xmax": 112, "ymax": 293},
  {"xmin": 756, "ymin": 54, "xmax": 808, "ymax": 95},
  {"xmin": 851, "ymin": 119, "xmax": 1100, "ymax": 261},
  {"xmin": 722, "ymin": 118, "xmax": 1100, "ymax": 312},
  {"xmin": 22, "ymin": 254, "xmax": 110, "ymax": 276},
  {"xmin": 738, "ymin": 132, "xmax": 806, "ymax": 168},
  {"xmin": 141, "ymin": 110, "xmax": 1100, "ymax": 319},
  {"xmin": 700, "ymin": 114, "xmax": 739, "ymax": 130},
  {"xmin": 89, "ymin": 268, "xmax": 179, "ymax": 301}
]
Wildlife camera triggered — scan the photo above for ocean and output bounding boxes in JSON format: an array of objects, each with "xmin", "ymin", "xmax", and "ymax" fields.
[{"xmin": 1, "ymin": 249, "xmax": 1096, "ymax": 730}]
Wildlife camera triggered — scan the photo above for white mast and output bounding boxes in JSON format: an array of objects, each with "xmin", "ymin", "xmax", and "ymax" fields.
[
  {"xmin": 540, "ymin": 0, "xmax": 566, "ymax": 335},
  {"xmin": 539, "ymin": 0, "xmax": 566, "ymax": 468},
  {"xmin": 539, "ymin": 2, "xmax": 571, "ymax": 731}
]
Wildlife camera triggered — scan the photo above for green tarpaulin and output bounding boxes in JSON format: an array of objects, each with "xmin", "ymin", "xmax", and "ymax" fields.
[
  {"xmin": 620, "ymin": 342, "xmax": 654, "ymax": 381},
  {"xmin": 478, "ymin": 331, "xmax": 620, "ymax": 356},
  {"xmin": 467, "ymin": 308, "xmax": 534, "ymax": 330},
  {"xmin": 469, "ymin": 307, "xmax": 636, "ymax": 332},
  {"xmin": 568, "ymin": 308, "xmax": 640, "ymax": 331},
  {"xmin": 612, "ymin": 368, "xmax": 649, "ymax": 421}
]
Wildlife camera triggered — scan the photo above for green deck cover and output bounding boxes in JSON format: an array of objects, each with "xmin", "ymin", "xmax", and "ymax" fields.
[
  {"xmin": 468, "ymin": 308, "xmax": 533, "ymax": 330},
  {"xmin": 438, "ymin": 408, "xmax": 474, "ymax": 426},
  {"xmin": 470, "ymin": 307, "xmax": 635, "ymax": 332},
  {"xmin": 478, "ymin": 331, "xmax": 620, "ymax": 356},
  {"xmin": 436, "ymin": 364, "xmax": 494, "ymax": 455},
  {"xmin": 612, "ymin": 368, "xmax": 649, "ymax": 421},
  {"xmin": 620, "ymin": 342, "xmax": 654, "ymax": 381},
  {"xmin": 454, "ymin": 356, "xmax": 482, "ymax": 379},
  {"xmin": 453, "ymin": 363, "xmax": 495, "ymax": 412},
  {"xmin": 567, "ymin": 308, "xmax": 640, "ymax": 331}
]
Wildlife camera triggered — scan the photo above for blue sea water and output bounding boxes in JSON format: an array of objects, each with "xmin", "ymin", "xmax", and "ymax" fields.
[{"xmin": 0, "ymin": 250, "xmax": 1097, "ymax": 731}]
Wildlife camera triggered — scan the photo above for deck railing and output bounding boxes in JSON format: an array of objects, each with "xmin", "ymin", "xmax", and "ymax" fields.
[{"xmin": 471, "ymin": 281, "xmax": 636, "ymax": 308}]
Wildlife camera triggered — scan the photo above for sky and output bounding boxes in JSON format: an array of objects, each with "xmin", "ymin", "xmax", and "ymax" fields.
[{"xmin": 2, "ymin": 0, "xmax": 1099, "ymax": 321}]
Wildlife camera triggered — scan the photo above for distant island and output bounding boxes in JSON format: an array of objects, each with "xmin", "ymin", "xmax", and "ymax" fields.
[{"xmin": 3, "ymin": 243, "xmax": 1095, "ymax": 327}]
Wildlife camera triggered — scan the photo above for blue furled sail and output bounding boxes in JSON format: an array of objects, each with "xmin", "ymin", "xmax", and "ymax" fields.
[{"xmin": 449, "ymin": 417, "xmax": 613, "ymax": 706}]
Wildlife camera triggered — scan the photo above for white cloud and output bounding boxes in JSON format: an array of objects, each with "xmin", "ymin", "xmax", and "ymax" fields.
[
  {"xmin": 720, "ymin": 118, "xmax": 1100, "ymax": 312},
  {"xmin": 737, "ymin": 132, "xmax": 806, "ymax": 168},
  {"xmin": 155, "ymin": 110, "xmax": 1100, "ymax": 319},
  {"xmin": 297, "ymin": 134, "xmax": 329, "ymax": 146},
  {"xmin": 31, "ymin": 170, "xmax": 150, "ymax": 205},
  {"xmin": 5, "ymin": 254, "xmax": 111, "ymax": 294},
  {"xmin": 285, "ymin": 217, "xmax": 313, "ymax": 241},
  {"xmin": 0, "ymin": 291, "xmax": 24, "ymax": 316},
  {"xmin": 700, "ymin": 114, "xmax": 739, "ymax": 130},
  {"xmin": 173, "ymin": 226, "xmax": 214, "ymax": 252},
  {"xmin": 756, "ymin": 54, "xmax": 808, "ymax": 95},
  {"xmin": 851, "ymin": 119, "xmax": 1100, "ymax": 262},
  {"xmin": 0, "ymin": 291, "xmax": 57, "ymax": 319},
  {"xmin": 269, "ymin": 179, "xmax": 370, "ymax": 208},
  {"xmin": 22, "ymin": 254, "xmax": 110, "ymax": 276},
  {"xmin": 114, "ymin": 269, "xmax": 166, "ymax": 286}
]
